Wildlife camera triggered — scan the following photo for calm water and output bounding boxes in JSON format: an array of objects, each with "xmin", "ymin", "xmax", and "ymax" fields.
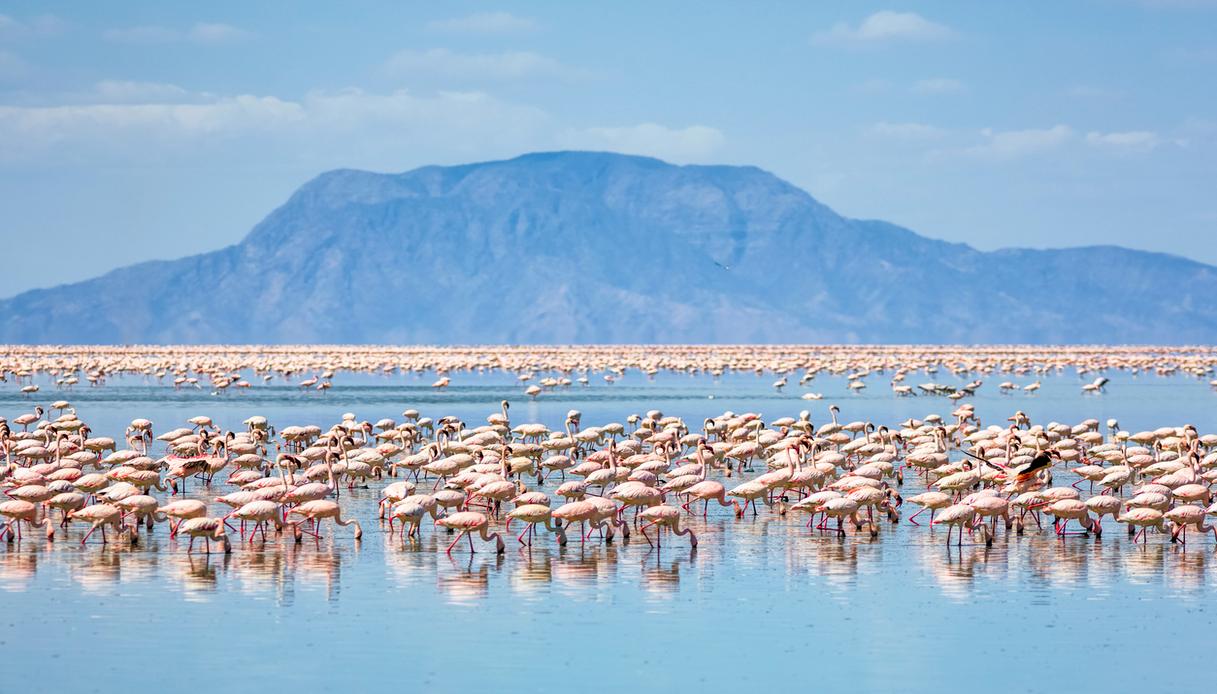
[{"xmin": 2, "ymin": 368, "xmax": 1216, "ymax": 693}]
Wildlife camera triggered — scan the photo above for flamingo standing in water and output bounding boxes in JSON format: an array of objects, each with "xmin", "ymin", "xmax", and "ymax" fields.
[
  {"xmin": 177, "ymin": 517, "xmax": 232, "ymax": 554},
  {"xmin": 0, "ymin": 499, "xmax": 54, "ymax": 541},
  {"xmin": 932, "ymin": 504, "xmax": 976, "ymax": 546},
  {"xmin": 156, "ymin": 499, "xmax": 207, "ymax": 537},
  {"xmin": 12, "ymin": 406, "xmax": 43, "ymax": 432},
  {"xmin": 550, "ymin": 500, "xmax": 606, "ymax": 547},
  {"xmin": 288, "ymin": 500, "xmax": 362, "ymax": 542},
  {"xmin": 905, "ymin": 491, "xmax": 951, "ymax": 525},
  {"xmin": 505, "ymin": 504, "xmax": 567, "ymax": 546},
  {"xmin": 68, "ymin": 503, "xmax": 127, "ymax": 545},
  {"xmin": 680, "ymin": 443, "xmax": 734, "ymax": 517},
  {"xmin": 226, "ymin": 500, "xmax": 284, "ymax": 542},
  {"xmin": 387, "ymin": 495, "xmax": 444, "ymax": 541},
  {"xmin": 435, "ymin": 511, "xmax": 505, "ymax": 554},
  {"xmin": 638, "ymin": 505, "xmax": 697, "ymax": 549}
]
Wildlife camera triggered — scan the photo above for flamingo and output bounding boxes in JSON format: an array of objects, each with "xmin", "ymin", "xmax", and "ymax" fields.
[
  {"xmin": 638, "ymin": 504, "xmax": 697, "ymax": 549},
  {"xmin": 434, "ymin": 511, "xmax": 504, "ymax": 554},
  {"xmin": 0, "ymin": 499, "xmax": 54, "ymax": 541},
  {"xmin": 505, "ymin": 504, "xmax": 567, "ymax": 546},
  {"xmin": 288, "ymin": 500, "xmax": 362, "ymax": 542},
  {"xmin": 177, "ymin": 517, "xmax": 232, "ymax": 554}
]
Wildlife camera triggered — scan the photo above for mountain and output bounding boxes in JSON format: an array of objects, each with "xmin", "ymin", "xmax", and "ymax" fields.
[{"xmin": 2, "ymin": 151, "xmax": 1215, "ymax": 344}]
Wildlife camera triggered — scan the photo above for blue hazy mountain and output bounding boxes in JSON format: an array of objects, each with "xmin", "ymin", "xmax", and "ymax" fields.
[{"xmin": 2, "ymin": 151, "xmax": 1214, "ymax": 343}]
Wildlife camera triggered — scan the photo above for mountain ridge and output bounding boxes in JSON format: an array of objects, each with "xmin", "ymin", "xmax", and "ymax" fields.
[{"xmin": 1, "ymin": 150, "xmax": 1213, "ymax": 344}]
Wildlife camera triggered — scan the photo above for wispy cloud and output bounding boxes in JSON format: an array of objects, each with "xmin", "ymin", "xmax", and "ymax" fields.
[
  {"xmin": 0, "ymin": 86, "xmax": 550, "ymax": 166},
  {"xmin": 425, "ymin": 12, "xmax": 537, "ymax": 34},
  {"xmin": 189, "ymin": 23, "xmax": 250, "ymax": 43},
  {"xmin": 883, "ymin": 122, "xmax": 1172, "ymax": 160},
  {"xmin": 814, "ymin": 11, "xmax": 953, "ymax": 44},
  {"xmin": 0, "ymin": 13, "xmax": 64, "ymax": 38},
  {"xmin": 867, "ymin": 121, "xmax": 948, "ymax": 140},
  {"xmin": 1085, "ymin": 130, "xmax": 1161, "ymax": 150},
  {"xmin": 911, "ymin": 77, "xmax": 964, "ymax": 94},
  {"xmin": 104, "ymin": 22, "xmax": 251, "ymax": 44},
  {"xmin": 91, "ymin": 80, "xmax": 196, "ymax": 103},
  {"xmin": 558, "ymin": 123, "xmax": 725, "ymax": 163},
  {"xmin": 0, "ymin": 95, "xmax": 303, "ymax": 141},
  {"xmin": 102, "ymin": 25, "xmax": 176, "ymax": 43},
  {"xmin": 385, "ymin": 48, "xmax": 566, "ymax": 80},
  {"xmin": 0, "ymin": 83, "xmax": 724, "ymax": 169},
  {"xmin": 958, "ymin": 125, "xmax": 1073, "ymax": 160}
]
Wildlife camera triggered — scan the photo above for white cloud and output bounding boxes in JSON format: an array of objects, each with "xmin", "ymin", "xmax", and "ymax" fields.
[
  {"xmin": 0, "ymin": 13, "xmax": 64, "ymax": 38},
  {"xmin": 92, "ymin": 80, "xmax": 195, "ymax": 103},
  {"xmin": 0, "ymin": 86, "xmax": 552, "ymax": 167},
  {"xmin": 103, "ymin": 25, "xmax": 179, "ymax": 43},
  {"xmin": 0, "ymin": 79, "xmax": 720, "ymax": 168},
  {"xmin": 189, "ymin": 23, "xmax": 250, "ymax": 43},
  {"xmin": 868, "ymin": 121, "xmax": 948, "ymax": 140},
  {"xmin": 104, "ymin": 22, "xmax": 250, "ymax": 44},
  {"xmin": 814, "ymin": 11, "xmax": 953, "ymax": 44},
  {"xmin": 558, "ymin": 123, "xmax": 725, "ymax": 163},
  {"xmin": 425, "ymin": 12, "xmax": 537, "ymax": 34},
  {"xmin": 1085, "ymin": 130, "xmax": 1161, "ymax": 150},
  {"xmin": 385, "ymin": 48, "xmax": 564, "ymax": 80},
  {"xmin": 959, "ymin": 125, "xmax": 1073, "ymax": 160},
  {"xmin": 0, "ymin": 96, "xmax": 303, "ymax": 141},
  {"xmin": 911, "ymin": 77, "xmax": 964, "ymax": 94}
]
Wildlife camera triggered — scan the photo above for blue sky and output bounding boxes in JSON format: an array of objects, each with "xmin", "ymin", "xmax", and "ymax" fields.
[{"xmin": 0, "ymin": 1, "xmax": 1214, "ymax": 297}]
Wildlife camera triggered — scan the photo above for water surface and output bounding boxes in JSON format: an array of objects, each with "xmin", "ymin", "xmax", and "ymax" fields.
[{"xmin": 2, "ymin": 368, "xmax": 1215, "ymax": 692}]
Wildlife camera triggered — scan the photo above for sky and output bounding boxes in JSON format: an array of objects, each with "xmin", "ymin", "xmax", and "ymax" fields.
[{"xmin": 0, "ymin": 1, "xmax": 1215, "ymax": 297}]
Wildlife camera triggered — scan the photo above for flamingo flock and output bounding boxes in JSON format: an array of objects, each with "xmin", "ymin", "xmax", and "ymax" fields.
[
  {"xmin": 1, "ymin": 344, "xmax": 1215, "ymax": 398},
  {"xmin": 3, "ymin": 388, "xmax": 1217, "ymax": 564}
]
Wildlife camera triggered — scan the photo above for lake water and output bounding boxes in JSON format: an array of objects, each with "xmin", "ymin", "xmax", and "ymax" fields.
[{"xmin": 2, "ymin": 367, "xmax": 1216, "ymax": 693}]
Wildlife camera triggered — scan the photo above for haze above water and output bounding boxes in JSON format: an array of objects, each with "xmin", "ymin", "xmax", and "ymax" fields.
[{"xmin": 3, "ymin": 368, "xmax": 1215, "ymax": 693}]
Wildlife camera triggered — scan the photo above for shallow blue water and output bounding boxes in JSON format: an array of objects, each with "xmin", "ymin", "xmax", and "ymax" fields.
[{"xmin": 2, "ymin": 368, "xmax": 1216, "ymax": 693}]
